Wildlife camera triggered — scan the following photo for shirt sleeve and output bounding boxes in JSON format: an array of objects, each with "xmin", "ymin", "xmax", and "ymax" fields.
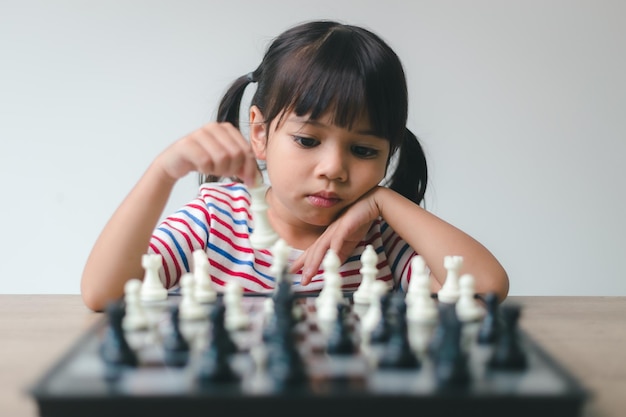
[{"xmin": 379, "ymin": 219, "xmax": 419, "ymax": 291}]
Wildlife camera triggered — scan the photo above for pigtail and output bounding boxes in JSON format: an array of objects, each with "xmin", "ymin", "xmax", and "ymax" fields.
[
  {"xmin": 389, "ymin": 128, "xmax": 428, "ymax": 205},
  {"xmin": 199, "ymin": 73, "xmax": 256, "ymax": 185},
  {"xmin": 217, "ymin": 72, "xmax": 256, "ymax": 127}
]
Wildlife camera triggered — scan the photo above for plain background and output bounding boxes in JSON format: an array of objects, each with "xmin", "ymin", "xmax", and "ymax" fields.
[{"xmin": 1, "ymin": 0, "xmax": 624, "ymax": 295}]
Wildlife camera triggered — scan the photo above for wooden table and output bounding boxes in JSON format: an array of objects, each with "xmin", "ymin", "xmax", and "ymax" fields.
[{"xmin": 1, "ymin": 295, "xmax": 624, "ymax": 417}]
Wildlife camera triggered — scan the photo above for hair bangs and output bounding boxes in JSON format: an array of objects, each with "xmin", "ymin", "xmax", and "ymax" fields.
[
  {"xmin": 253, "ymin": 22, "xmax": 408, "ymax": 149},
  {"xmin": 277, "ymin": 30, "xmax": 392, "ymax": 138}
]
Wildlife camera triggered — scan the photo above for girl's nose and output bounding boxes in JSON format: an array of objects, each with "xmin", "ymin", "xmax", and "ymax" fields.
[{"xmin": 315, "ymin": 147, "xmax": 348, "ymax": 182}]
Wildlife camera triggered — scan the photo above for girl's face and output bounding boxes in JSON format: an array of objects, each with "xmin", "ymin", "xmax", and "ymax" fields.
[{"xmin": 250, "ymin": 106, "xmax": 390, "ymax": 240}]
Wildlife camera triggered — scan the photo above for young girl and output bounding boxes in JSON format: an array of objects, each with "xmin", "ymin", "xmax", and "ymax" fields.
[{"xmin": 81, "ymin": 20, "xmax": 509, "ymax": 312}]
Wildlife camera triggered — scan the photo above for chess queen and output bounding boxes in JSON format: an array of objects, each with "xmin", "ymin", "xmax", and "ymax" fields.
[{"xmin": 81, "ymin": 20, "xmax": 509, "ymax": 312}]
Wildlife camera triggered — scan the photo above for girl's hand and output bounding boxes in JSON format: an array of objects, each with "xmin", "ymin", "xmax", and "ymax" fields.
[
  {"xmin": 291, "ymin": 187, "xmax": 382, "ymax": 285},
  {"xmin": 154, "ymin": 122, "xmax": 260, "ymax": 186}
]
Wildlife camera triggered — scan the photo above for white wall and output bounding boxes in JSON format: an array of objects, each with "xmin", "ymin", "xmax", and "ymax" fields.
[{"xmin": 1, "ymin": 0, "xmax": 624, "ymax": 295}]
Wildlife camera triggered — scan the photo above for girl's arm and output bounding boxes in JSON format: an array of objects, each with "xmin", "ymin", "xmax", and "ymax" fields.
[
  {"xmin": 374, "ymin": 187, "xmax": 509, "ymax": 300},
  {"xmin": 80, "ymin": 164, "xmax": 176, "ymax": 312},
  {"xmin": 293, "ymin": 186, "xmax": 509, "ymax": 301},
  {"xmin": 80, "ymin": 123, "xmax": 259, "ymax": 312}
]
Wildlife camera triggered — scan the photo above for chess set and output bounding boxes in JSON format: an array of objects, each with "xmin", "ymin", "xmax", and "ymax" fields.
[
  {"xmin": 29, "ymin": 249, "xmax": 590, "ymax": 417},
  {"xmin": 29, "ymin": 181, "xmax": 589, "ymax": 417}
]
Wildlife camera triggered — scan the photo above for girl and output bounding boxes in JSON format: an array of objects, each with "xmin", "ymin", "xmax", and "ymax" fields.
[{"xmin": 81, "ymin": 20, "xmax": 508, "ymax": 312}]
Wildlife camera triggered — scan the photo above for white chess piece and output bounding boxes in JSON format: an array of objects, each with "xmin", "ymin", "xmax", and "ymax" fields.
[
  {"xmin": 179, "ymin": 273, "xmax": 206, "ymax": 321},
  {"xmin": 353, "ymin": 245, "xmax": 378, "ymax": 304},
  {"xmin": 360, "ymin": 280, "xmax": 389, "ymax": 347},
  {"xmin": 406, "ymin": 257, "xmax": 437, "ymax": 322},
  {"xmin": 455, "ymin": 274, "xmax": 485, "ymax": 322},
  {"xmin": 224, "ymin": 281, "xmax": 250, "ymax": 331},
  {"xmin": 315, "ymin": 249, "xmax": 346, "ymax": 333},
  {"xmin": 405, "ymin": 257, "xmax": 438, "ymax": 354},
  {"xmin": 269, "ymin": 239, "xmax": 305, "ymax": 320},
  {"xmin": 249, "ymin": 176, "xmax": 279, "ymax": 249},
  {"xmin": 455, "ymin": 273, "xmax": 486, "ymax": 352},
  {"xmin": 140, "ymin": 253, "xmax": 168, "ymax": 302},
  {"xmin": 122, "ymin": 278, "xmax": 149, "ymax": 331},
  {"xmin": 437, "ymin": 255, "xmax": 463, "ymax": 304},
  {"xmin": 270, "ymin": 238, "xmax": 290, "ymax": 279},
  {"xmin": 192, "ymin": 249, "xmax": 217, "ymax": 303},
  {"xmin": 262, "ymin": 297, "xmax": 275, "ymax": 326},
  {"xmin": 406, "ymin": 256, "xmax": 428, "ymax": 303},
  {"xmin": 315, "ymin": 249, "xmax": 344, "ymax": 312}
]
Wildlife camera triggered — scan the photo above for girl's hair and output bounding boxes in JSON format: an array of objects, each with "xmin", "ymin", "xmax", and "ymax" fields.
[{"xmin": 201, "ymin": 20, "xmax": 427, "ymax": 205}]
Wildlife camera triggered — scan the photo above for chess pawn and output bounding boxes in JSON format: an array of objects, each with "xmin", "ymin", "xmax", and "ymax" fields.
[
  {"xmin": 456, "ymin": 274, "xmax": 485, "ymax": 322},
  {"xmin": 437, "ymin": 255, "xmax": 463, "ymax": 304},
  {"xmin": 140, "ymin": 253, "xmax": 168, "ymax": 302},
  {"xmin": 100, "ymin": 301, "xmax": 139, "ymax": 368},
  {"xmin": 192, "ymin": 249, "xmax": 217, "ymax": 303},
  {"xmin": 477, "ymin": 292, "xmax": 500, "ymax": 344},
  {"xmin": 353, "ymin": 245, "xmax": 378, "ymax": 305},
  {"xmin": 196, "ymin": 301, "xmax": 239, "ymax": 384},
  {"xmin": 326, "ymin": 303, "xmax": 357, "ymax": 355},
  {"xmin": 163, "ymin": 305, "xmax": 191, "ymax": 367},
  {"xmin": 179, "ymin": 273, "xmax": 206, "ymax": 321},
  {"xmin": 224, "ymin": 281, "xmax": 250, "ymax": 331},
  {"xmin": 122, "ymin": 278, "xmax": 149, "ymax": 331},
  {"xmin": 456, "ymin": 274, "xmax": 485, "ymax": 352}
]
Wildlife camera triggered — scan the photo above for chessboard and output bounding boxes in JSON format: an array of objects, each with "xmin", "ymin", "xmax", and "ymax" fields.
[{"xmin": 29, "ymin": 288, "xmax": 589, "ymax": 417}]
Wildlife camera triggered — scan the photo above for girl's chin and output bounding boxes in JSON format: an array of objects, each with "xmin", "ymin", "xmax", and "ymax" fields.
[{"xmin": 293, "ymin": 210, "xmax": 334, "ymax": 228}]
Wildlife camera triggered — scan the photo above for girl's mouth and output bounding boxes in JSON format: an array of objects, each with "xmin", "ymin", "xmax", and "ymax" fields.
[{"xmin": 307, "ymin": 194, "xmax": 341, "ymax": 208}]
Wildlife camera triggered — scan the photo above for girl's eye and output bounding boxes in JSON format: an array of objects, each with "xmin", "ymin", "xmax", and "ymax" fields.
[
  {"xmin": 293, "ymin": 136, "xmax": 319, "ymax": 148},
  {"xmin": 352, "ymin": 145, "xmax": 379, "ymax": 158}
]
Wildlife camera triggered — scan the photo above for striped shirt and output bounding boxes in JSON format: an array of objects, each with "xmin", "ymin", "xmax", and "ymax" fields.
[{"xmin": 149, "ymin": 182, "xmax": 418, "ymax": 294}]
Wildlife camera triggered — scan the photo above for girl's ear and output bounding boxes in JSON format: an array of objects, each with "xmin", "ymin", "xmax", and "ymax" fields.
[{"xmin": 249, "ymin": 106, "xmax": 267, "ymax": 160}]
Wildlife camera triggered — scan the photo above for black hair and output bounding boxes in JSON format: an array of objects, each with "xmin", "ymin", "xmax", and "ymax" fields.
[{"xmin": 202, "ymin": 20, "xmax": 427, "ymax": 205}]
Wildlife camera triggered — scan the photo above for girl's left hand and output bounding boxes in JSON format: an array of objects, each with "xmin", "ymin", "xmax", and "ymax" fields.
[{"xmin": 290, "ymin": 187, "xmax": 382, "ymax": 285}]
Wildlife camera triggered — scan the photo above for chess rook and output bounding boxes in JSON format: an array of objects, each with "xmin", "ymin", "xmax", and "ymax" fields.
[{"xmin": 437, "ymin": 255, "xmax": 463, "ymax": 304}]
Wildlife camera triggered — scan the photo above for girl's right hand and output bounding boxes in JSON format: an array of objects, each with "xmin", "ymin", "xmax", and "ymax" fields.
[{"xmin": 154, "ymin": 122, "xmax": 260, "ymax": 186}]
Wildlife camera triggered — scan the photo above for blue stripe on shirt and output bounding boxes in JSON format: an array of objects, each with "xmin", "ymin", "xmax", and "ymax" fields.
[
  {"xmin": 157, "ymin": 227, "xmax": 190, "ymax": 272},
  {"xmin": 391, "ymin": 242, "xmax": 411, "ymax": 273},
  {"xmin": 208, "ymin": 242, "xmax": 275, "ymax": 283}
]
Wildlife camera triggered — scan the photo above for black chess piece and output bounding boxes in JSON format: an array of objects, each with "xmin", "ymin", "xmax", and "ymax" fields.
[
  {"xmin": 163, "ymin": 305, "xmax": 190, "ymax": 367},
  {"xmin": 378, "ymin": 293, "xmax": 420, "ymax": 369},
  {"xmin": 196, "ymin": 299, "xmax": 239, "ymax": 384},
  {"xmin": 211, "ymin": 298, "xmax": 238, "ymax": 354},
  {"xmin": 326, "ymin": 303, "xmax": 356, "ymax": 355},
  {"xmin": 433, "ymin": 304, "xmax": 471, "ymax": 388},
  {"xmin": 477, "ymin": 292, "xmax": 500, "ymax": 345},
  {"xmin": 265, "ymin": 312, "xmax": 307, "ymax": 389},
  {"xmin": 370, "ymin": 291, "xmax": 392, "ymax": 344},
  {"xmin": 427, "ymin": 302, "xmax": 455, "ymax": 361},
  {"xmin": 272, "ymin": 266, "xmax": 295, "ymax": 308},
  {"xmin": 99, "ymin": 301, "xmax": 138, "ymax": 368},
  {"xmin": 488, "ymin": 303, "xmax": 528, "ymax": 370},
  {"xmin": 263, "ymin": 285, "xmax": 297, "ymax": 344}
]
